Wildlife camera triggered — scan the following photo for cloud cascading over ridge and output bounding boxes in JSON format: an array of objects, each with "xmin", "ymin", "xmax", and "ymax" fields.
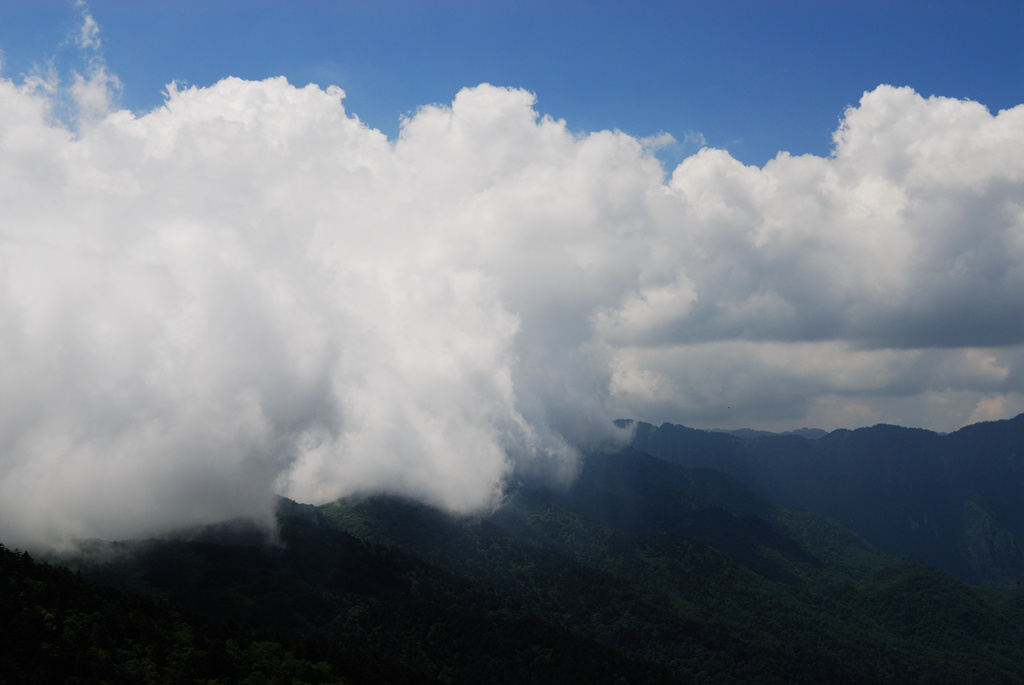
[{"xmin": 1, "ymin": 67, "xmax": 1022, "ymax": 548}]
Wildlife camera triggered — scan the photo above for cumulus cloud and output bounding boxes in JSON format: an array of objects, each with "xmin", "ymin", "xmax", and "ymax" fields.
[
  {"xmin": 606, "ymin": 87, "xmax": 1024, "ymax": 430},
  {"xmin": 0, "ymin": 67, "xmax": 1022, "ymax": 549}
]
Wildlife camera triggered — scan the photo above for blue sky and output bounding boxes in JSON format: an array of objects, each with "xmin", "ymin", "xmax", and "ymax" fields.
[
  {"xmin": 2, "ymin": 1, "xmax": 1021, "ymax": 166},
  {"xmin": 2, "ymin": 1, "xmax": 1024, "ymax": 544}
]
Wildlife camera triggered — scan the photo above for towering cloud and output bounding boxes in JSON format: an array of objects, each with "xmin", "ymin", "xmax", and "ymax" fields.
[{"xmin": 0, "ymin": 70, "xmax": 1021, "ymax": 549}]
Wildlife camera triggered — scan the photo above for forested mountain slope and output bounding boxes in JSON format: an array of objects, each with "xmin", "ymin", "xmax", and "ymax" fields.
[
  {"xmin": 54, "ymin": 499, "xmax": 686, "ymax": 685},
  {"xmin": 0, "ymin": 542, "xmax": 434, "ymax": 685},
  {"xmin": 10, "ymin": 434, "xmax": 1024, "ymax": 684},
  {"xmin": 319, "ymin": 447, "xmax": 1024, "ymax": 683}
]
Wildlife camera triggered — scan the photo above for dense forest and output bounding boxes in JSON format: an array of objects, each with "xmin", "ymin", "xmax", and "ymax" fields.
[
  {"xmin": 4, "ymin": 415, "xmax": 1024, "ymax": 683},
  {"xmin": 0, "ymin": 542, "xmax": 435, "ymax": 684}
]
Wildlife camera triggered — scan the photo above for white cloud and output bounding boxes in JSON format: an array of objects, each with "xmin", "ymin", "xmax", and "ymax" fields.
[
  {"xmin": 0, "ymin": 72, "xmax": 1022, "ymax": 549},
  {"xmin": 70, "ymin": 65, "xmax": 121, "ymax": 122},
  {"xmin": 681, "ymin": 129, "xmax": 706, "ymax": 148},
  {"xmin": 968, "ymin": 394, "xmax": 1024, "ymax": 425},
  {"xmin": 639, "ymin": 131, "xmax": 676, "ymax": 150},
  {"xmin": 76, "ymin": 11, "xmax": 101, "ymax": 51}
]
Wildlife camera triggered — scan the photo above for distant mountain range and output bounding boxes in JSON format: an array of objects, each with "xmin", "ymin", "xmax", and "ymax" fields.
[
  {"xmin": 628, "ymin": 413, "xmax": 1024, "ymax": 586},
  {"xmin": 710, "ymin": 427, "xmax": 829, "ymax": 440},
  {"xmin": 5, "ymin": 414, "xmax": 1024, "ymax": 683}
]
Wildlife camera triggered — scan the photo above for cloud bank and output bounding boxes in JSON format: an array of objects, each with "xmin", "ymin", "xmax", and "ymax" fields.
[{"xmin": 0, "ymin": 66, "xmax": 1022, "ymax": 548}]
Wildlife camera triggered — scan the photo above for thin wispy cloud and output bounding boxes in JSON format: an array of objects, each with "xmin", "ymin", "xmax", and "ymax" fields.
[{"xmin": 74, "ymin": 6, "xmax": 101, "ymax": 51}]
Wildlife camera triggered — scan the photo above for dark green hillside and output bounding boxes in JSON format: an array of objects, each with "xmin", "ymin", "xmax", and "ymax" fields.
[
  {"xmin": 559, "ymin": 449, "xmax": 817, "ymax": 583},
  {"xmin": 64, "ymin": 500, "xmax": 686, "ymax": 685},
  {"xmin": 770, "ymin": 508, "xmax": 901, "ymax": 584},
  {"xmin": 0, "ymin": 542, "xmax": 432, "ymax": 685},
  {"xmin": 857, "ymin": 564, "xmax": 1024, "ymax": 682},
  {"xmin": 321, "ymin": 448, "xmax": 1024, "ymax": 684},
  {"xmin": 629, "ymin": 413, "xmax": 1024, "ymax": 585}
]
